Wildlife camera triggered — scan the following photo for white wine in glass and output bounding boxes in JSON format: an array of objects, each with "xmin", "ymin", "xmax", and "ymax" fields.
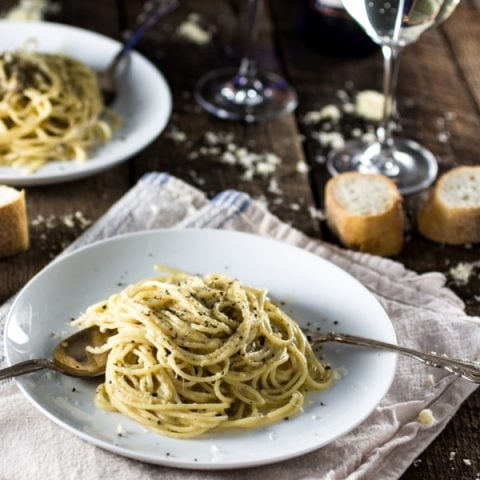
[{"xmin": 327, "ymin": 0, "xmax": 460, "ymax": 194}]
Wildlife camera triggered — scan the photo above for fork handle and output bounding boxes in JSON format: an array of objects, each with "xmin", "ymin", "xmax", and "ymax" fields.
[
  {"xmin": 0, "ymin": 359, "xmax": 56, "ymax": 381},
  {"xmin": 316, "ymin": 332, "xmax": 480, "ymax": 384},
  {"xmin": 113, "ymin": 0, "xmax": 179, "ymax": 66}
]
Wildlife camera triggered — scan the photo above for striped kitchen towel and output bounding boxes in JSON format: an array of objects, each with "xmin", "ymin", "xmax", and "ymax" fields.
[{"xmin": 1, "ymin": 172, "xmax": 478, "ymax": 480}]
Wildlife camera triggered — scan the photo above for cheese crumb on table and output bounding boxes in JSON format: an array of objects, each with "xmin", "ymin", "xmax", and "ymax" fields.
[
  {"xmin": 176, "ymin": 13, "xmax": 212, "ymax": 45},
  {"xmin": 311, "ymin": 131, "xmax": 345, "ymax": 150},
  {"xmin": 296, "ymin": 160, "xmax": 309, "ymax": 175},
  {"xmin": 303, "ymin": 105, "xmax": 342, "ymax": 124},
  {"xmin": 355, "ymin": 90, "xmax": 385, "ymax": 122},
  {"xmin": 308, "ymin": 206, "xmax": 327, "ymax": 221},
  {"xmin": 448, "ymin": 262, "xmax": 477, "ymax": 286},
  {"xmin": 417, "ymin": 408, "xmax": 435, "ymax": 425}
]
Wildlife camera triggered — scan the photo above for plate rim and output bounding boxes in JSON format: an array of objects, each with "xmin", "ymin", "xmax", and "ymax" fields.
[
  {"xmin": 4, "ymin": 228, "xmax": 398, "ymax": 469},
  {"xmin": 0, "ymin": 20, "xmax": 172, "ymax": 186}
]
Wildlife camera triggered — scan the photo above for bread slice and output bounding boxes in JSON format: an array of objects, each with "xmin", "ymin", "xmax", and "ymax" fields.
[
  {"xmin": 418, "ymin": 166, "xmax": 480, "ymax": 245},
  {"xmin": 0, "ymin": 186, "xmax": 29, "ymax": 258},
  {"xmin": 325, "ymin": 172, "xmax": 404, "ymax": 256}
]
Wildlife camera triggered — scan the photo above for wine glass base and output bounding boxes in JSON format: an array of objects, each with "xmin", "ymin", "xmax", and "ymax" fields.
[
  {"xmin": 327, "ymin": 138, "xmax": 438, "ymax": 195},
  {"xmin": 195, "ymin": 68, "xmax": 298, "ymax": 122}
]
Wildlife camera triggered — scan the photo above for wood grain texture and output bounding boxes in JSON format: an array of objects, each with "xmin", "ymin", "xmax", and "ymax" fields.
[{"xmin": 0, "ymin": 0, "xmax": 478, "ymax": 478}]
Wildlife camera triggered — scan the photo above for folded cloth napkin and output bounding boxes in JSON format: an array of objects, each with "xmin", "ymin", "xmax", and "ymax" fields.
[{"xmin": 1, "ymin": 173, "xmax": 479, "ymax": 480}]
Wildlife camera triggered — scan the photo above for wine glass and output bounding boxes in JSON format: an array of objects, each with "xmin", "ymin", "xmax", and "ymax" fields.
[
  {"xmin": 195, "ymin": 0, "xmax": 298, "ymax": 122},
  {"xmin": 327, "ymin": 0, "xmax": 460, "ymax": 194}
]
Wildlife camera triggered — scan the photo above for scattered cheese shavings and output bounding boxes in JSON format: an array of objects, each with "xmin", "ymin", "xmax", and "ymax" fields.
[
  {"xmin": 176, "ymin": 13, "xmax": 212, "ymax": 45},
  {"xmin": 3, "ymin": 0, "xmax": 54, "ymax": 21},
  {"xmin": 296, "ymin": 160, "xmax": 309, "ymax": 175},
  {"xmin": 219, "ymin": 146, "xmax": 280, "ymax": 180},
  {"xmin": 311, "ymin": 131, "xmax": 345, "ymax": 150},
  {"xmin": 449, "ymin": 451, "xmax": 456, "ymax": 461},
  {"xmin": 448, "ymin": 262, "xmax": 476, "ymax": 285},
  {"xmin": 417, "ymin": 408, "xmax": 435, "ymax": 425},
  {"xmin": 355, "ymin": 90, "xmax": 385, "ymax": 121},
  {"xmin": 165, "ymin": 127, "xmax": 187, "ymax": 143},
  {"xmin": 463, "ymin": 458, "xmax": 472, "ymax": 466},
  {"xmin": 116, "ymin": 424, "xmax": 127, "ymax": 436},
  {"xmin": 268, "ymin": 178, "xmax": 282, "ymax": 195},
  {"xmin": 303, "ymin": 105, "xmax": 342, "ymax": 124},
  {"xmin": 437, "ymin": 131, "xmax": 451, "ymax": 143},
  {"xmin": 308, "ymin": 206, "xmax": 326, "ymax": 221},
  {"xmin": 30, "ymin": 212, "xmax": 91, "ymax": 230},
  {"xmin": 290, "ymin": 203, "xmax": 300, "ymax": 211}
]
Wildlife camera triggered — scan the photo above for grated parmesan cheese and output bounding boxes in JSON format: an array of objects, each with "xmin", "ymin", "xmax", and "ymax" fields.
[
  {"xmin": 176, "ymin": 13, "xmax": 212, "ymax": 45},
  {"xmin": 268, "ymin": 178, "xmax": 282, "ymax": 195},
  {"xmin": 311, "ymin": 131, "xmax": 345, "ymax": 150},
  {"xmin": 165, "ymin": 127, "xmax": 187, "ymax": 143},
  {"xmin": 296, "ymin": 160, "xmax": 309, "ymax": 175},
  {"xmin": 308, "ymin": 206, "xmax": 327, "ymax": 221},
  {"xmin": 3, "ymin": 0, "xmax": 57, "ymax": 21},
  {"xmin": 355, "ymin": 90, "xmax": 385, "ymax": 122},
  {"xmin": 448, "ymin": 262, "xmax": 477, "ymax": 285},
  {"xmin": 303, "ymin": 105, "xmax": 342, "ymax": 124},
  {"xmin": 116, "ymin": 424, "xmax": 127, "ymax": 436},
  {"xmin": 417, "ymin": 408, "xmax": 435, "ymax": 425}
]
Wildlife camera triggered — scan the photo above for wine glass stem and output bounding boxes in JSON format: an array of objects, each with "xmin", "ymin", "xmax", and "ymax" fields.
[
  {"xmin": 237, "ymin": 0, "xmax": 261, "ymax": 85},
  {"xmin": 377, "ymin": 45, "xmax": 402, "ymax": 152}
]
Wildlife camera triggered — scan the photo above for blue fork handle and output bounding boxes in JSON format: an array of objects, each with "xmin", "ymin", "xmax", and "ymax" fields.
[{"xmin": 113, "ymin": 0, "xmax": 179, "ymax": 65}]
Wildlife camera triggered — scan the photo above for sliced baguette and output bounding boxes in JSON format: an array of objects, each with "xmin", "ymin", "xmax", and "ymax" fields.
[
  {"xmin": 325, "ymin": 172, "xmax": 404, "ymax": 256},
  {"xmin": 418, "ymin": 166, "xmax": 480, "ymax": 244},
  {"xmin": 0, "ymin": 186, "xmax": 29, "ymax": 258}
]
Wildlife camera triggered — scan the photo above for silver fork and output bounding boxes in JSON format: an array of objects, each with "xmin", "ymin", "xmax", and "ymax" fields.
[
  {"xmin": 306, "ymin": 331, "xmax": 480, "ymax": 384},
  {"xmin": 98, "ymin": 0, "xmax": 179, "ymax": 105}
]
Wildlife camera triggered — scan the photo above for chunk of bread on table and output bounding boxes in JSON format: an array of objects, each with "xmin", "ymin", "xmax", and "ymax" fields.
[
  {"xmin": 325, "ymin": 172, "xmax": 404, "ymax": 256},
  {"xmin": 418, "ymin": 166, "xmax": 480, "ymax": 244},
  {"xmin": 0, "ymin": 186, "xmax": 29, "ymax": 258}
]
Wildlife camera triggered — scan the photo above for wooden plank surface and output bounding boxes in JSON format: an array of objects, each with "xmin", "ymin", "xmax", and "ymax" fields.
[{"xmin": 0, "ymin": 0, "xmax": 478, "ymax": 478}]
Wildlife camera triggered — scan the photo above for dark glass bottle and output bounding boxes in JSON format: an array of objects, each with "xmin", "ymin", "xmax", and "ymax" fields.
[{"xmin": 299, "ymin": 0, "xmax": 378, "ymax": 57}]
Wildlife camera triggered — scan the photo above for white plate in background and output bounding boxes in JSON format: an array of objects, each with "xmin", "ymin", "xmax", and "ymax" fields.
[
  {"xmin": 4, "ymin": 229, "xmax": 397, "ymax": 469},
  {"xmin": 0, "ymin": 21, "xmax": 171, "ymax": 186}
]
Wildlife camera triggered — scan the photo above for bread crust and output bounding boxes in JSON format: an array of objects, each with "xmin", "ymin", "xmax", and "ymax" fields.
[
  {"xmin": 325, "ymin": 173, "xmax": 404, "ymax": 256},
  {"xmin": 0, "ymin": 188, "xmax": 29, "ymax": 257},
  {"xmin": 418, "ymin": 166, "xmax": 480, "ymax": 245}
]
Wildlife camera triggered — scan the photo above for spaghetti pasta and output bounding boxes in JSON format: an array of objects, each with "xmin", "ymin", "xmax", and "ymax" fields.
[
  {"xmin": 73, "ymin": 273, "xmax": 332, "ymax": 438},
  {"xmin": 0, "ymin": 51, "xmax": 117, "ymax": 172}
]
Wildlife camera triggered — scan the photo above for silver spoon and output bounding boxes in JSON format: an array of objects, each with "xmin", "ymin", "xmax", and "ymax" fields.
[
  {"xmin": 306, "ymin": 331, "xmax": 480, "ymax": 384},
  {"xmin": 0, "ymin": 326, "xmax": 111, "ymax": 381},
  {"xmin": 98, "ymin": 0, "xmax": 179, "ymax": 105},
  {"xmin": 2, "ymin": 328, "xmax": 479, "ymax": 384}
]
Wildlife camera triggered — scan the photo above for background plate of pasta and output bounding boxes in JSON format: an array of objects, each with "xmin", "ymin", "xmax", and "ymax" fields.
[
  {"xmin": 5, "ymin": 229, "xmax": 397, "ymax": 469},
  {"xmin": 0, "ymin": 21, "xmax": 171, "ymax": 186}
]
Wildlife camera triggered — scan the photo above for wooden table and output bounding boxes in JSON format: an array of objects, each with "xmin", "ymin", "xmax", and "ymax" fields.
[{"xmin": 1, "ymin": 1, "xmax": 479, "ymax": 478}]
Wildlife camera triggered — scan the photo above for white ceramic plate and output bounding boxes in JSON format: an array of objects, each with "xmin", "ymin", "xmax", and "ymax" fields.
[
  {"xmin": 0, "ymin": 21, "xmax": 171, "ymax": 186},
  {"xmin": 5, "ymin": 229, "xmax": 397, "ymax": 469}
]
